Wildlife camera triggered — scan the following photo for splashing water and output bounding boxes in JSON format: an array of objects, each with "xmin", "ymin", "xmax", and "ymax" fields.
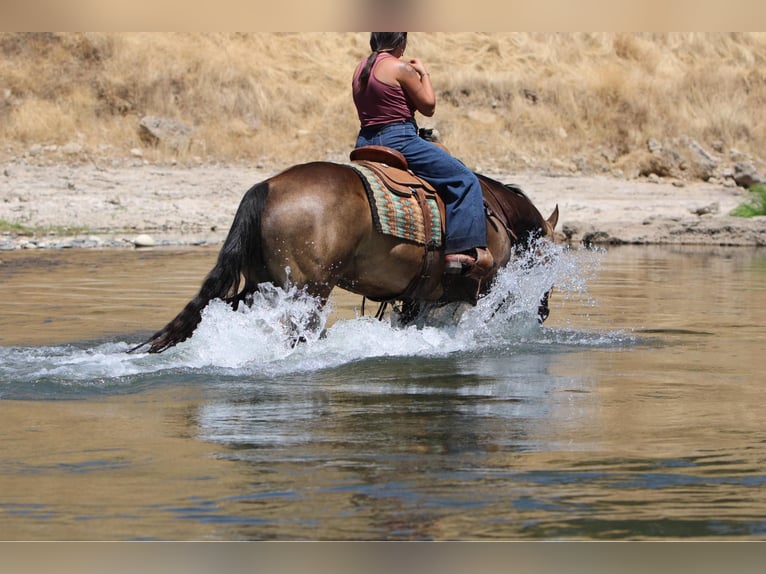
[{"xmin": 0, "ymin": 240, "xmax": 616, "ymax": 397}]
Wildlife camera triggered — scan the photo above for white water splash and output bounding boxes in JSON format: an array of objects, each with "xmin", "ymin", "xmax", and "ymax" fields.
[
  {"xmin": 163, "ymin": 238, "xmax": 604, "ymax": 371},
  {"xmin": 177, "ymin": 281, "xmax": 331, "ymax": 370},
  {"xmin": 445, "ymin": 238, "xmax": 601, "ymax": 341},
  {"xmin": 0, "ymin": 240, "xmax": 608, "ymax": 389}
]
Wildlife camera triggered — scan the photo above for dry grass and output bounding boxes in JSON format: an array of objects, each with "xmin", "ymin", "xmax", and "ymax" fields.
[{"xmin": 1, "ymin": 32, "xmax": 765, "ymax": 176}]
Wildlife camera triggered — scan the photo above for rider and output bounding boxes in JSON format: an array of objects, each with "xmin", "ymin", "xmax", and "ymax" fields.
[{"xmin": 352, "ymin": 32, "xmax": 493, "ymax": 278}]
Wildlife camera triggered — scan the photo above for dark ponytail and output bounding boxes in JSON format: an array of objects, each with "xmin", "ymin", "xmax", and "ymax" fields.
[{"xmin": 358, "ymin": 32, "xmax": 408, "ymax": 91}]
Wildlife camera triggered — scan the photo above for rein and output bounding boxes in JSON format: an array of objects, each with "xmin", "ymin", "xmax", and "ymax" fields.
[
  {"xmin": 477, "ymin": 177, "xmax": 520, "ymax": 246},
  {"xmin": 485, "ymin": 203, "xmax": 518, "ymax": 244}
]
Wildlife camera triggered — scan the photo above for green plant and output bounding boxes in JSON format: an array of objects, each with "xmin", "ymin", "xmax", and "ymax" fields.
[
  {"xmin": 0, "ymin": 220, "xmax": 30, "ymax": 233},
  {"xmin": 730, "ymin": 184, "xmax": 766, "ymax": 218},
  {"xmin": 0, "ymin": 220, "xmax": 92, "ymax": 235}
]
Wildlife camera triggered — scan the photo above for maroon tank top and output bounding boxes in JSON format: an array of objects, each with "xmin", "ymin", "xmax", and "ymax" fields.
[{"xmin": 352, "ymin": 53, "xmax": 416, "ymax": 128}]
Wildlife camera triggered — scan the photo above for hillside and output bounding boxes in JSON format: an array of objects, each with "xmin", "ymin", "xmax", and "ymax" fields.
[{"xmin": 1, "ymin": 32, "xmax": 765, "ymax": 184}]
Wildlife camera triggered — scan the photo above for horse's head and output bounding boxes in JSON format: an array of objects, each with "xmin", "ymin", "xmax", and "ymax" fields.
[{"xmin": 536, "ymin": 204, "xmax": 559, "ymax": 322}]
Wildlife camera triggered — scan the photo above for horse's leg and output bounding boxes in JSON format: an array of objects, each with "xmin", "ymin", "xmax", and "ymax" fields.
[{"xmin": 393, "ymin": 299, "xmax": 422, "ymax": 327}]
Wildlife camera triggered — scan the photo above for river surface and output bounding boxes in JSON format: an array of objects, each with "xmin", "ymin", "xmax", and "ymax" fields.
[{"xmin": 0, "ymin": 243, "xmax": 764, "ymax": 540}]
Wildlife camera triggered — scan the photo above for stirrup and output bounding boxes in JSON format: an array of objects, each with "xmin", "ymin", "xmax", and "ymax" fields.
[{"xmin": 444, "ymin": 248, "xmax": 493, "ymax": 278}]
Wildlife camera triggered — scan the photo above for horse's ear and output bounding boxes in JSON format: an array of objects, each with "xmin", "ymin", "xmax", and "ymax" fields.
[{"xmin": 546, "ymin": 205, "xmax": 559, "ymax": 232}]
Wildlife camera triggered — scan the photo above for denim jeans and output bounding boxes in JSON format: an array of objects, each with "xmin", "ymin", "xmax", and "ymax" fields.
[{"xmin": 356, "ymin": 121, "xmax": 487, "ymax": 254}]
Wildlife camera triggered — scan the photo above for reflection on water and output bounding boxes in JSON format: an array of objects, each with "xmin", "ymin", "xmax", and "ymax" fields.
[{"xmin": 0, "ymin": 244, "xmax": 765, "ymax": 540}]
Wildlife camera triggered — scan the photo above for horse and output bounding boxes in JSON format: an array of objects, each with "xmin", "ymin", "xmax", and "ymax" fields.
[{"xmin": 129, "ymin": 156, "xmax": 559, "ymax": 354}]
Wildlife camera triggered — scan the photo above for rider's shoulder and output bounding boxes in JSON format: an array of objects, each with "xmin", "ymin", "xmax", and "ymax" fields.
[{"xmin": 393, "ymin": 60, "xmax": 420, "ymax": 82}]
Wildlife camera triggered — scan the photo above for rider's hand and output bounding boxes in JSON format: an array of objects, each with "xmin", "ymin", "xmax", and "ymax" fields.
[{"xmin": 407, "ymin": 58, "xmax": 429, "ymax": 78}]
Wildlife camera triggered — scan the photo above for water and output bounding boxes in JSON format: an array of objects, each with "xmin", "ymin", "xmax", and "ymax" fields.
[{"xmin": 0, "ymin": 243, "xmax": 764, "ymax": 540}]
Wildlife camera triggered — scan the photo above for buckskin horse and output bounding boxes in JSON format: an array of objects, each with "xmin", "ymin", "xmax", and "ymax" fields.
[{"xmin": 130, "ymin": 147, "xmax": 558, "ymax": 354}]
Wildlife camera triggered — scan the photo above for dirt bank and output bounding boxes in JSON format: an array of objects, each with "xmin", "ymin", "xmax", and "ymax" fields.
[{"xmin": 1, "ymin": 161, "xmax": 764, "ymax": 250}]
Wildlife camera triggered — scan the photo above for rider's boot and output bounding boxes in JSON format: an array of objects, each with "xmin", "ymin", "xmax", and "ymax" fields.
[{"xmin": 444, "ymin": 247, "xmax": 494, "ymax": 279}]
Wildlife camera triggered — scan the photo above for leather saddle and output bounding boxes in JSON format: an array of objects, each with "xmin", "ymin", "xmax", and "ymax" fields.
[{"xmin": 350, "ymin": 145, "xmax": 438, "ymax": 197}]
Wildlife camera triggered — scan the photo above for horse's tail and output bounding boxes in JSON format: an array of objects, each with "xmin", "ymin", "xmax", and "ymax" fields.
[{"xmin": 129, "ymin": 181, "xmax": 270, "ymax": 354}]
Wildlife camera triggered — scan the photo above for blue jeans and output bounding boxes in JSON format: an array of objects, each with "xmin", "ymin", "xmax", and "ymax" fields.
[{"xmin": 356, "ymin": 121, "xmax": 487, "ymax": 254}]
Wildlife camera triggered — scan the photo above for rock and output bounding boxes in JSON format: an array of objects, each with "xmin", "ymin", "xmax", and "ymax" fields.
[
  {"xmin": 688, "ymin": 139, "xmax": 716, "ymax": 165},
  {"xmin": 647, "ymin": 138, "xmax": 663, "ymax": 154},
  {"xmin": 640, "ymin": 137, "xmax": 721, "ymax": 181},
  {"xmin": 582, "ymin": 230, "xmax": 612, "ymax": 245},
  {"xmin": 62, "ymin": 142, "xmax": 83, "ymax": 155},
  {"xmin": 729, "ymin": 148, "xmax": 746, "ymax": 161},
  {"xmin": 691, "ymin": 202, "xmax": 719, "ymax": 216},
  {"xmin": 70, "ymin": 237, "xmax": 102, "ymax": 248},
  {"xmin": 561, "ymin": 223, "xmax": 580, "ymax": 242},
  {"xmin": 686, "ymin": 139, "xmax": 717, "ymax": 181},
  {"xmin": 640, "ymin": 145, "xmax": 680, "ymax": 179},
  {"xmin": 732, "ymin": 161, "xmax": 765, "ymax": 188},
  {"xmin": 133, "ymin": 234, "xmax": 156, "ymax": 247},
  {"xmin": 138, "ymin": 116, "xmax": 193, "ymax": 152}
]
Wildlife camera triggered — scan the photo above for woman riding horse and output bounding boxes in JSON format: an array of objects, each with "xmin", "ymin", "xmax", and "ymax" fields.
[
  {"xmin": 352, "ymin": 32, "xmax": 493, "ymax": 280},
  {"xmin": 128, "ymin": 35, "xmax": 559, "ymax": 355}
]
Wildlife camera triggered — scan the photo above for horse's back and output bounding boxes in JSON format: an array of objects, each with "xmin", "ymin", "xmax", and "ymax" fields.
[{"xmin": 264, "ymin": 160, "xmax": 366, "ymax": 213}]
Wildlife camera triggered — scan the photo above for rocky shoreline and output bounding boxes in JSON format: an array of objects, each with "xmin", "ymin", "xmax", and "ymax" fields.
[{"xmin": 1, "ymin": 161, "xmax": 765, "ymax": 251}]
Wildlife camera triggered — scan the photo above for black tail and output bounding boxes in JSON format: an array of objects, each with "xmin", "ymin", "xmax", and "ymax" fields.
[{"xmin": 129, "ymin": 181, "xmax": 270, "ymax": 354}]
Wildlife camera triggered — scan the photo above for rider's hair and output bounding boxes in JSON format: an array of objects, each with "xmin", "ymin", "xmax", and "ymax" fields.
[{"xmin": 357, "ymin": 32, "xmax": 408, "ymax": 91}]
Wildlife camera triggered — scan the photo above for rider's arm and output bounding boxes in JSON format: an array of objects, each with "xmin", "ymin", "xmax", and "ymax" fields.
[{"xmin": 396, "ymin": 59, "xmax": 436, "ymax": 117}]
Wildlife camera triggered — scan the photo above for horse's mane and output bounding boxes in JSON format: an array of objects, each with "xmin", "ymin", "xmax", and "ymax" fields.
[
  {"xmin": 475, "ymin": 173, "xmax": 546, "ymax": 246},
  {"xmin": 477, "ymin": 173, "xmax": 531, "ymax": 200}
]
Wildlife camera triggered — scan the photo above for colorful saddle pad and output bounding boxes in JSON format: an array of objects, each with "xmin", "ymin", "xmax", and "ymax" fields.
[{"xmin": 349, "ymin": 163, "xmax": 442, "ymax": 248}]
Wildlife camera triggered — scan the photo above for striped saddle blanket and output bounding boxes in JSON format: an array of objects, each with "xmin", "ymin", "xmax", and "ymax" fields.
[{"xmin": 348, "ymin": 161, "xmax": 443, "ymax": 248}]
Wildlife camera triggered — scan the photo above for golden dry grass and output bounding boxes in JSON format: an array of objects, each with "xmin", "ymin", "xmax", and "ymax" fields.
[{"xmin": 1, "ymin": 32, "xmax": 764, "ymax": 176}]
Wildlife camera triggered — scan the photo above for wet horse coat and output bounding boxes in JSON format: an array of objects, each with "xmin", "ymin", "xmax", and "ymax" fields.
[{"xmin": 131, "ymin": 159, "xmax": 558, "ymax": 353}]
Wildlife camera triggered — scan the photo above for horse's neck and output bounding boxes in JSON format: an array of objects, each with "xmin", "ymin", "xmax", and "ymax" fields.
[{"xmin": 477, "ymin": 174, "xmax": 542, "ymax": 242}]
